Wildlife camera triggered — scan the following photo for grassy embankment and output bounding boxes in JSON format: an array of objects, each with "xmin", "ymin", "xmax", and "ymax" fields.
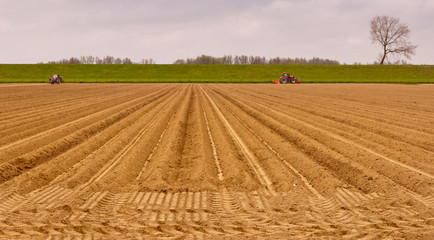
[{"xmin": 0, "ymin": 64, "xmax": 433, "ymax": 83}]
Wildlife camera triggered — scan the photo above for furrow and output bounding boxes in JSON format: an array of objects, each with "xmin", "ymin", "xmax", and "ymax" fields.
[
  {"xmin": 1, "ymin": 84, "xmax": 432, "ymax": 239},
  {"xmin": 0, "ymin": 85, "xmax": 171, "ymax": 153},
  {"xmin": 214, "ymin": 85, "xmax": 434, "ymax": 181},
  {"xmin": 220, "ymin": 98, "xmax": 323, "ymax": 198},
  {"xmin": 46, "ymin": 86, "xmax": 181, "ymax": 188},
  {"xmin": 235, "ymin": 86, "xmax": 434, "ymax": 163},
  {"xmin": 74, "ymin": 102, "xmax": 169, "ymax": 193},
  {"xmin": 256, "ymin": 100, "xmax": 434, "ymax": 180},
  {"xmin": 202, "ymin": 106, "xmax": 224, "ymax": 181},
  {"xmin": 135, "ymin": 114, "xmax": 175, "ymax": 181},
  {"xmin": 204, "ymin": 85, "xmax": 346, "ymax": 195},
  {"xmin": 212, "ymin": 85, "xmax": 433, "ymax": 195},
  {"xmin": 0, "ymin": 86, "xmax": 177, "ymax": 174},
  {"xmin": 200, "ymin": 86, "xmax": 276, "ymax": 196},
  {"xmin": 0, "ymin": 87, "xmax": 176, "ymax": 186},
  {"xmin": 0, "ymin": 92, "xmax": 122, "ymax": 133},
  {"xmin": 239, "ymin": 85, "xmax": 434, "ymax": 135}
]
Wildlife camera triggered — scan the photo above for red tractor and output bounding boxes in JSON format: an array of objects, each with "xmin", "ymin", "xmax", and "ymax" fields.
[
  {"xmin": 278, "ymin": 72, "xmax": 301, "ymax": 84},
  {"xmin": 49, "ymin": 74, "xmax": 64, "ymax": 84}
]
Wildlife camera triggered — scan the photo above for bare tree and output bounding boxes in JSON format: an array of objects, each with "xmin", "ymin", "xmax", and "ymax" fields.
[
  {"xmin": 139, "ymin": 58, "xmax": 155, "ymax": 64},
  {"xmin": 95, "ymin": 57, "xmax": 103, "ymax": 64},
  {"xmin": 114, "ymin": 58, "xmax": 122, "ymax": 64},
  {"xmin": 236, "ymin": 55, "xmax": 249, "ymax": 65},
  {"xmin": 79, "ymin": 56, "xmax": 96, "ymax": 64},
  {"xmin": 370, "ymin": 15, "xmax": 417, "ymax": 65},
  {"xmin": 86, "ymin": 56, "xmax": 95, "ymax": 64},
  {"xmin": 122, "ymin": 58, "xmax": 133, "ymax": 64},
  {"xmin": 173, "ymin": 59, "xmax": 186, "ymax": 64},
  {"xmin": 68, "ymin": 57, "xmax": 80, "ymax": 64},
  {"xmin": 102, "ymin": 56, "xmax": 115, "ymax": 64}
]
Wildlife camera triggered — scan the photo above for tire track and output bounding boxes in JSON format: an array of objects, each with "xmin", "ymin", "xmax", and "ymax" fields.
[
  {"xmin": 79, "ymin": 191, "xmax": 109, "ymax": 210},
  {"xmin": 407, "ymin": 192, "xmax": 434, "ymax": 208},
  {"xmin": 1, "ymin": 191, "xmax": 431, "ymax": 239},
  {"xmin": 80, "ymin": 191, "xmax": 210, "ymax": 224},
  {"xmin": 307, "ymin": 188, "xmax": 430, "ymax": 235},
  {"xmin": 0, "ymin": 186, "xmax": 75, "ymax": 212},
  {"xmin": 0, "ymin": 193, "xmax": 26, "ymax": 212}
]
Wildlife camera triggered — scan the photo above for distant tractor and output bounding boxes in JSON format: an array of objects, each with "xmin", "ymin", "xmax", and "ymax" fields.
[
  {"xmin": 274, "ymin": 72, "xmax": 301, "ymax": 84},
  {"xmin": 49, "ymin": 74, "xmax": 63, "ymax": 84}
]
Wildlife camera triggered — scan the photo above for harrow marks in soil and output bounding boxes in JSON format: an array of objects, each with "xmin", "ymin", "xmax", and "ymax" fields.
[
  {"xmin": 0, "ymin": 83, "xmax": 433, "ymax": 239},
  {"xmin": 1, "ymin": 189, "xmax": 432, "ymax": 238}
]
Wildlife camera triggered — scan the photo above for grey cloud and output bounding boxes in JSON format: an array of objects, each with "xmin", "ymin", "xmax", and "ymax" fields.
[{"xmin": 0, "ymin": 0, "xmax": 432, "ymax": 64}]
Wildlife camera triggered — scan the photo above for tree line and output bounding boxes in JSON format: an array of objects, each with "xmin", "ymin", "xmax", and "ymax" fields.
[
  {"xmin": 173, "ymin": 55, "xmax": 340, "ymax": 65},
  {"xmin": 40, "ymin": 55, "xmax": 340, "ymax": 65},
  {"xmin": 40, "ymin": 56, "xmax": 155, "ymax": 64}
]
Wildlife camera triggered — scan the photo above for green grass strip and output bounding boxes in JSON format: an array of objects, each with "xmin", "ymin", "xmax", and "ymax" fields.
[{"xmin": 1, "ymin": 64, "xmax": 433, "ymax": 83}]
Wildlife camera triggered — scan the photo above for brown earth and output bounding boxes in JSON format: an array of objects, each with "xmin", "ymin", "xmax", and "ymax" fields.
[{"xmin": 0, "ymin": 83, "xmax": 433, "ymax": 239}]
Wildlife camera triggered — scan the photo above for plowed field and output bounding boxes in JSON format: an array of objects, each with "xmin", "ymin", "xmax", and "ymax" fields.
[{"xmin": 0, "ymin": 83, "xmax": 433, "ymax": 239}]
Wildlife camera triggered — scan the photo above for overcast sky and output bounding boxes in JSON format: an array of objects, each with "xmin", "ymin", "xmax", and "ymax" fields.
[{"xmin": 1, "ymin": 0, "xmax": 433, "ymax": 64}]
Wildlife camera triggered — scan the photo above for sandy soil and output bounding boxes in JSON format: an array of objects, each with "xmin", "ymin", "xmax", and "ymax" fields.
[{"xmin": 0, "ymin": 83, "xmax": 433, "ymax": 239}]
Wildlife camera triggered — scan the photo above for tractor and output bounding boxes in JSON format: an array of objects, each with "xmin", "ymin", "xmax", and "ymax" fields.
[
  {"xmin": 49, "ymin": 74, "xmax": 64, "ymax": 84},
  {"xmin": 276, "ymin": 72, "xmax": 301, "ymax": 84}
]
